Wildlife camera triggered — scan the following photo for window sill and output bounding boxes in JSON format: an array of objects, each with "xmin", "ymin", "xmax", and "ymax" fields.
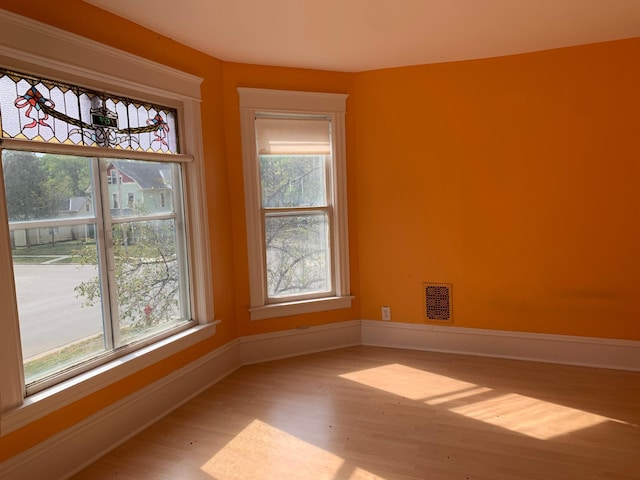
[
  {"xmin": 249, "ymin": 296, "xmax": 354, "ymax": 321},
  {"xmin": 0, "ymin": 321, "xmax": 218, "ymax": 436}
]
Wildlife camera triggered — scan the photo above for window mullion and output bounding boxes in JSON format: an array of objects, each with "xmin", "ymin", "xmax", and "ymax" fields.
[
  {"xmin": 110, "ymin": 212, "xmax": 177, "ymax": 224},
  {"xmin": 330, "ymin": 112, "xmax": 350, "ymax": 297},
  {"xmin": 240, "ymin": 107, "xmax": 268, "ymax": 308},
  {"xmin": 260, "ymin": 208, "xmax": 270, "ymax": 304},
  {"xmin": 97, "ymin": 159, "xmax": 119, "ymax": 349},
  {"xmin": 262, "ymin": 206, "xmax": 330, "ymax": 215},
  {"xmin": 0, "ymin": 138, "xmax": 194, "ymax": 164},
  {"xmin": 172, "ymin": 163, "xmax": 191, "ymax": 321},
  {"xmin": 0, "ymin": 148, "xmax": 26, "ymax": 409}
]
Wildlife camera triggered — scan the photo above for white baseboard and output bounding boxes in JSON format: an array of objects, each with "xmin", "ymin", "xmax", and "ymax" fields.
[
  {"xmin": 361, "ymin": 320, "xmax": 640, "ymax": 371},
  {"xmin": 0, "ymin": 320, "xmax": 360, "ymax": 480},
  {"xmin": 2, "ymin": 319, "xmax": 638, "ymax": 480},
  {"xmin": 239, "ymin": 319, "xmax": 362, "ymax": 365},
  {"xmin": 0, "ymin": 338, "xmax": 242, "ymax": 480}
]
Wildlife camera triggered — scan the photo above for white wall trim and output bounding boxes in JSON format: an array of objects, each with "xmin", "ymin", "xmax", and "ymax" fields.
[
  {"xmin": 239, "ymin": 319, "xmax": 362, "ymax": 365},
  {"xmin": 0, "ymin": 9, "xmax": 202, "ymax": 101},
  {"xmin": 2, "ymin": 319, "xmax": 639, "ymax": 480},
  {"xmin": 237, "ymin": 87, "xmax": 348, "ymax": 113},
  {"xmin": 361, "ymin": 320, "xmax": 640, "ymax": 371},
  {"xmin": 0, "ymin": 337, "xmax": 241, "ymax": 480},
  {"xmin": 237, "ymin": 87, "xmax": 351, "ymax": 318},
  {"xmin": 1, "ymin": 322, "xmax": 219, "ymax": 436},
  {"xmin": 0, "ymin": 320, "xmax": 360, "ymax": 480},
  {"xmin": 0, "ymin": 9, "xmax": 215, "ymax": 441},
  {"xmin": 249, "ymin": 296, "xmax": 354, "ymax": 321}
]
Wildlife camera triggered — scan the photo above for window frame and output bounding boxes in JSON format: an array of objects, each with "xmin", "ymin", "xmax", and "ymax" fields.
[
  {"xmin": 238, "ymin": 88, "xmax": 353, "ymax": 320},
  {"xmin": 0, "ymin": 10, "xmax": 215, "ymax": 434}
]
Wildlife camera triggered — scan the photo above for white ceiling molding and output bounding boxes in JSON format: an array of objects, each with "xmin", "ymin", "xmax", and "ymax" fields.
[
  {"xmin": 0, "ymin": 9, "xmax": 202, "ymax": 101},
  {"xmin": 83, "ymin": 0, "xmax": 640, "ymax": 72}
]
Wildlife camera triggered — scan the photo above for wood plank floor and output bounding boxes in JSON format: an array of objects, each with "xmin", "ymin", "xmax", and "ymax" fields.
[{"xmin": 71, "ymin": 346, "xmax": 640, "ymax": 480}]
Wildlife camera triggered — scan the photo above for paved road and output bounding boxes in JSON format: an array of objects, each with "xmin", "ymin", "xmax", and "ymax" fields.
[{"xmin": 13, "ymin": 264, "xmax": 104, "ymax": 359}]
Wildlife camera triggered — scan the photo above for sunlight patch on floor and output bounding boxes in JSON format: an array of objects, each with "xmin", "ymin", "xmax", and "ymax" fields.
[
  {"xmin": 340, "ymin": 363, "xmax": 615, "ymax": 440},
  {"xmin": 200, "ymin": 419, "xmax": 384, "ymax": 479},
  {"xmin": 340, "ymin": 363, "xmax": 479, "ymax": 401},
  {"xmin": 449, "ymin": 392, "xmax": 611, "ymax": 440}
]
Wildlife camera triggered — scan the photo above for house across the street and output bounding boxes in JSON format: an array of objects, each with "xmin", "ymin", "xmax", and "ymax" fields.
[{"xmin": 11, "ymin": 160, "xmax": 172, "ymax": 248}]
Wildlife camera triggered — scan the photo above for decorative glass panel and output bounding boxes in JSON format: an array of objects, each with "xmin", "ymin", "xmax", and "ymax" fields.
[{"xmin": 0, "ymin": 69, "xmax": 179, "ymax": 154}]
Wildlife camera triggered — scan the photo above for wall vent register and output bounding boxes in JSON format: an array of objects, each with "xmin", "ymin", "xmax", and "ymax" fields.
[{"xmin": 424, "ymin": 283, "xmax": 452, "ymax": 322}]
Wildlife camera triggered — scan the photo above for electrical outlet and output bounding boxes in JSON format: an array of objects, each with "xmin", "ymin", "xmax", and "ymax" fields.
[{"xmin": 381, "ymin": 306, "xmax": 391, "ymax": 321}]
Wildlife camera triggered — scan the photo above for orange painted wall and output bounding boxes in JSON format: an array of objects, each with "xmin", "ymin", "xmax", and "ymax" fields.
[
  {"xmin": 0, "ymin": 0, "xmax": 239, "ymax": 342},
  {"xmin": 0, "ymin": 2, "xmax": 242, "ymax": 338},
  {"xmin": 0, "ymin": 0, "xmax": 238, "ymax": 460},
  {"xmin": 2, "ymin": 0, "xmax": 640, "ymax": 465},
  {"xmin": 0, "ymin": 1, "xmax": 361, "ymax": 461},
  {"xmin": 353, "ymin": 39, "xmax": 640, "ymax": 340}
]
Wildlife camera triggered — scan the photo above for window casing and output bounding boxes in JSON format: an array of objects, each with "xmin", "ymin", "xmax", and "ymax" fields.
[
  {"xmin": 0, "ymin": 10, "xmax": 214, "ymax": 432},
  {"xmin": 238, "ymin": 88, "xmax": 352, "ymax": 320},
  {"xmin": 2, "ymin": 149, "xmax": 191, "ymax": 391}
]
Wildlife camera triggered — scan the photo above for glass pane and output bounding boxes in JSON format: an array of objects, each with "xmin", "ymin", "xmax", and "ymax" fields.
[
  {"xmin": 12, "ymin": 231, "xmax": 106, "ymax": 384},
  {"xmin": 112, "ymin": 219, "xmax": 189, "ymax": 345},
  {"xmin": 265, "ymin": 213, "xmax": 330, "ymax": 297},
  {"xmin": 107, "ymin": 159, "xmax": 175, "ymax": 218},
  {"xmin": 0, "ymin": 68, "xmax": 179, "ymax": 154},
  {"xmin": 1, "ymin": 150, "xmax": 106, "ymax": 385},
  {"xmin": 260, "ymin": 155, "xmax": 327, "ymax": 208},
  {"xmin": 2, "ymin": 150, "xmax": 94, "ymax": 222}
]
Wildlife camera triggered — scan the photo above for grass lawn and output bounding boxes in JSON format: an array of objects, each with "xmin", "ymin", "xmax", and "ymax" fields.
[
  {"xmin": 11, "ymin": 240, "xmax": 94, "ymax": 265},
  {"xmin": 24, "ymin": 334, "xmax": 106, "ymax": 383},
  {"xmin": 11, "ymin": 255, "xmax": 60, "ymax": 265}
]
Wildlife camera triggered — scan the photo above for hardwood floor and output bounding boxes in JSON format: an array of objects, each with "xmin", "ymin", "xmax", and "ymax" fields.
[{"xmin": 71, "ymin": 346, "xmax": 640, "ymax": 480}]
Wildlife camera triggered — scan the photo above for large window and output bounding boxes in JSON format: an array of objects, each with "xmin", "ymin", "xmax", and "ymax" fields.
[
  {"xmin": 0, "ymin": 11, "xmax": 213, "ymax": 433},
  {"xmin": 2, "ymin": 150, "xmax": 190, "ymax": 390},
  {"xmin": 238, "ymin": 88, "xmax": 352, "ymax": 320},
  {"xmin": 0, "ymin": 69, "xmax": 197, "ymax": 393}
]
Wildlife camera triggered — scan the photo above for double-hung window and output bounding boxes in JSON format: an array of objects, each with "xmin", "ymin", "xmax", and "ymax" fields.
[
  {"xmin": 0, "ymin": 11, "xmax": 213, "ymax": 431},
  {"xmin": 238, "ymin": 88, "xmax": 352, "ymax": 320}
]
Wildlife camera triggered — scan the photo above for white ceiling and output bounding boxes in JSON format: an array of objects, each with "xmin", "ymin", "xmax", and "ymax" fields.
[{"xmin": 84, "ymin": 0, "xmax": 640, "ymax": 72}]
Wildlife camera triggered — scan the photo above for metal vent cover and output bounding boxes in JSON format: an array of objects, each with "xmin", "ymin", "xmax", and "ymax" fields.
[{"xmin": 423, "ymin": 283, "xmax": 452, "ymax": 322}]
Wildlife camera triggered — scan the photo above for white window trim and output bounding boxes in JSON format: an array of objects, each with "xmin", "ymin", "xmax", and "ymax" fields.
[
  {"xmin": 238, "ymin": 87, "xmax": 353, "ymax": 320},
  {"xmin": 0, "ymin": 10, "xmax": 215, "ymax": 434}
]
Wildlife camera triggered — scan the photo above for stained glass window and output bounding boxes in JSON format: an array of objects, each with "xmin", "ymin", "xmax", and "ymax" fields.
[
  {"xmin": 0, "ymin": 68, "xmax": 179, "ymax": 154},
  {"xmin": 0, "ymin": 68, "xmax": 189, "ymax": 391}
]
